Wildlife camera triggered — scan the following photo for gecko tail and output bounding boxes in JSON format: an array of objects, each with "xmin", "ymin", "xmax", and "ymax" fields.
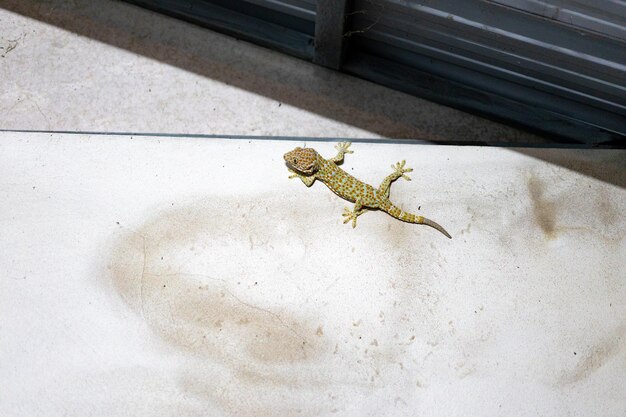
[
  {"xmin": 380, "ymin": 200, "xmax": 452, "ymax": 239},
  {"xmin": 420, "ymin": 217, "xmax": 452, "ymax": 239}
]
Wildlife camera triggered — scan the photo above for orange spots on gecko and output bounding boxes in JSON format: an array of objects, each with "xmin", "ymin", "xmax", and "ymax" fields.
[{"xmin": 284, "ymin": 143, "xmax": 451, "ymax": 238}]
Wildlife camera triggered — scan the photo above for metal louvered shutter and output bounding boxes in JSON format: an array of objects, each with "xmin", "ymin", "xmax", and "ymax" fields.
[{"xmin": 343, "ymin": 0, "xmax": 625, "ymax": 144}]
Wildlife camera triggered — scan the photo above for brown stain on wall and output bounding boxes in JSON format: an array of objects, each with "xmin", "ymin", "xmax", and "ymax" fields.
[
  {"xmin": 107, "ymin": 195, "xmax": 402, "ymax": 416},
  {"xmin": 596, "ymin": 188, "xmax": 621, "ymax": 228},
  {"xmin": 526, "ymin": 172, "xmax": 625, "ymax": 242},
  {"xmin": 559, "ymin": 326, "xmax": 625, "ymax": 385},
  {"xmin": 527, "ymin": 176, "xmax": 557, "ymax": 238}
]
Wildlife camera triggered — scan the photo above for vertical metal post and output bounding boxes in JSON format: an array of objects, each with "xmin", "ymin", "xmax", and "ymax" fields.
[{"xmin": 314, "ymin": 0, "xmax": 350, "ymax": 69}]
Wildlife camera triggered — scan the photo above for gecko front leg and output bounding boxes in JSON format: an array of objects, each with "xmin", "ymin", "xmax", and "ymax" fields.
[
  {"xmin": 331, "ymin": 142, "xmax": 353, "ymax": 164},
  {"xmin": 342, "ymin": 198, "xmax": 367, "ymax": 228},
  {"xmin": 288, "ymin": 169, "xmax": 316, "ymax": 187}
]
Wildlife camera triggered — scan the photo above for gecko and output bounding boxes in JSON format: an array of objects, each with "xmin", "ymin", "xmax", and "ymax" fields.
[{"xmin": 284, "ymin": 142, "xmax": 451, "ymax": 238}]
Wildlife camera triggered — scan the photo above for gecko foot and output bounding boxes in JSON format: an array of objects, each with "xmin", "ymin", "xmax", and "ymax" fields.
[
  {"xmin": 288, "ymin": 169, "xmax": 316, "ymax": 186},
  {"xmin": 391, "ymin": 160, "xmax": 413, "ymax": 181},
  {"xmin": 335, "ymin": 142, "xmax": 353, "ymax": 155},
  {"xmin": 342, "ymin": 206, "xmax": 366, "ymax": 228}
]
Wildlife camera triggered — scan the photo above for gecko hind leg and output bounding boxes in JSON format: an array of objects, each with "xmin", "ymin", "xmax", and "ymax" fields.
[
  {"xmin": 342, "ymin": 199, "xmax": 367, "ymax": 228},
  {"xmin": 378, "ymin": 160, "xmax": 413, "ymax": 198}
]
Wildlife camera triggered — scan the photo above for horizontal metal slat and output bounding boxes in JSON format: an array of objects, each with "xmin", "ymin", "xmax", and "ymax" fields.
[
  {"xmin": 491, "ymin": 0, "xmax": 626, "ymax": 41},
  {"xmin": 244, "ymin": 0, "xmax": 317, "ymax": 21}
]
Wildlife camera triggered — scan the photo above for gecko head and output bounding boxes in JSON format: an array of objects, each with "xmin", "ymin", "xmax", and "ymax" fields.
[{"xmin": 284, "ymin": 147, "xmax": 319, "ymax": 175}]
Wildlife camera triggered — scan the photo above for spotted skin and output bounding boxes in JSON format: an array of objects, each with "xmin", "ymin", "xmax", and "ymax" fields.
[{"xmin": 284, "ymin": 142, "xmax": 451, "ymax": 238}]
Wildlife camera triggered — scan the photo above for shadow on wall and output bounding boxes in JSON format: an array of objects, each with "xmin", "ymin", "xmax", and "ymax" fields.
[
  {"xmin": 516, "ymin": 148, "xmax": 626, "ymax": 189},
  {"xmin": 0, "ymin": 0, "xmax": 545, "ymax": 143},
  {"xmin": 2, "ymin": 0, "xmax": 624, "ymax": 188}
]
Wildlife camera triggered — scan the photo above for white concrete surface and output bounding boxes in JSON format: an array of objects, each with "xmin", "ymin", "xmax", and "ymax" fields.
[
  {"xmin": 1, "ymin": 1, "xmax": 624, "ymax": 415},
  {"xmin": 1, "ymin": 132, "xmax": 624, "ymax": 417}
]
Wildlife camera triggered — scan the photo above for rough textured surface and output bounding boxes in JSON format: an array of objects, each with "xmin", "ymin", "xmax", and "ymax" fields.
[
  {"xmin": 0, "ymin": 0, "xmax": 546, "ymax": 142},
  {"xmin": 1, "ymin": 133, "xmax": 625, "ymax": 417}
]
